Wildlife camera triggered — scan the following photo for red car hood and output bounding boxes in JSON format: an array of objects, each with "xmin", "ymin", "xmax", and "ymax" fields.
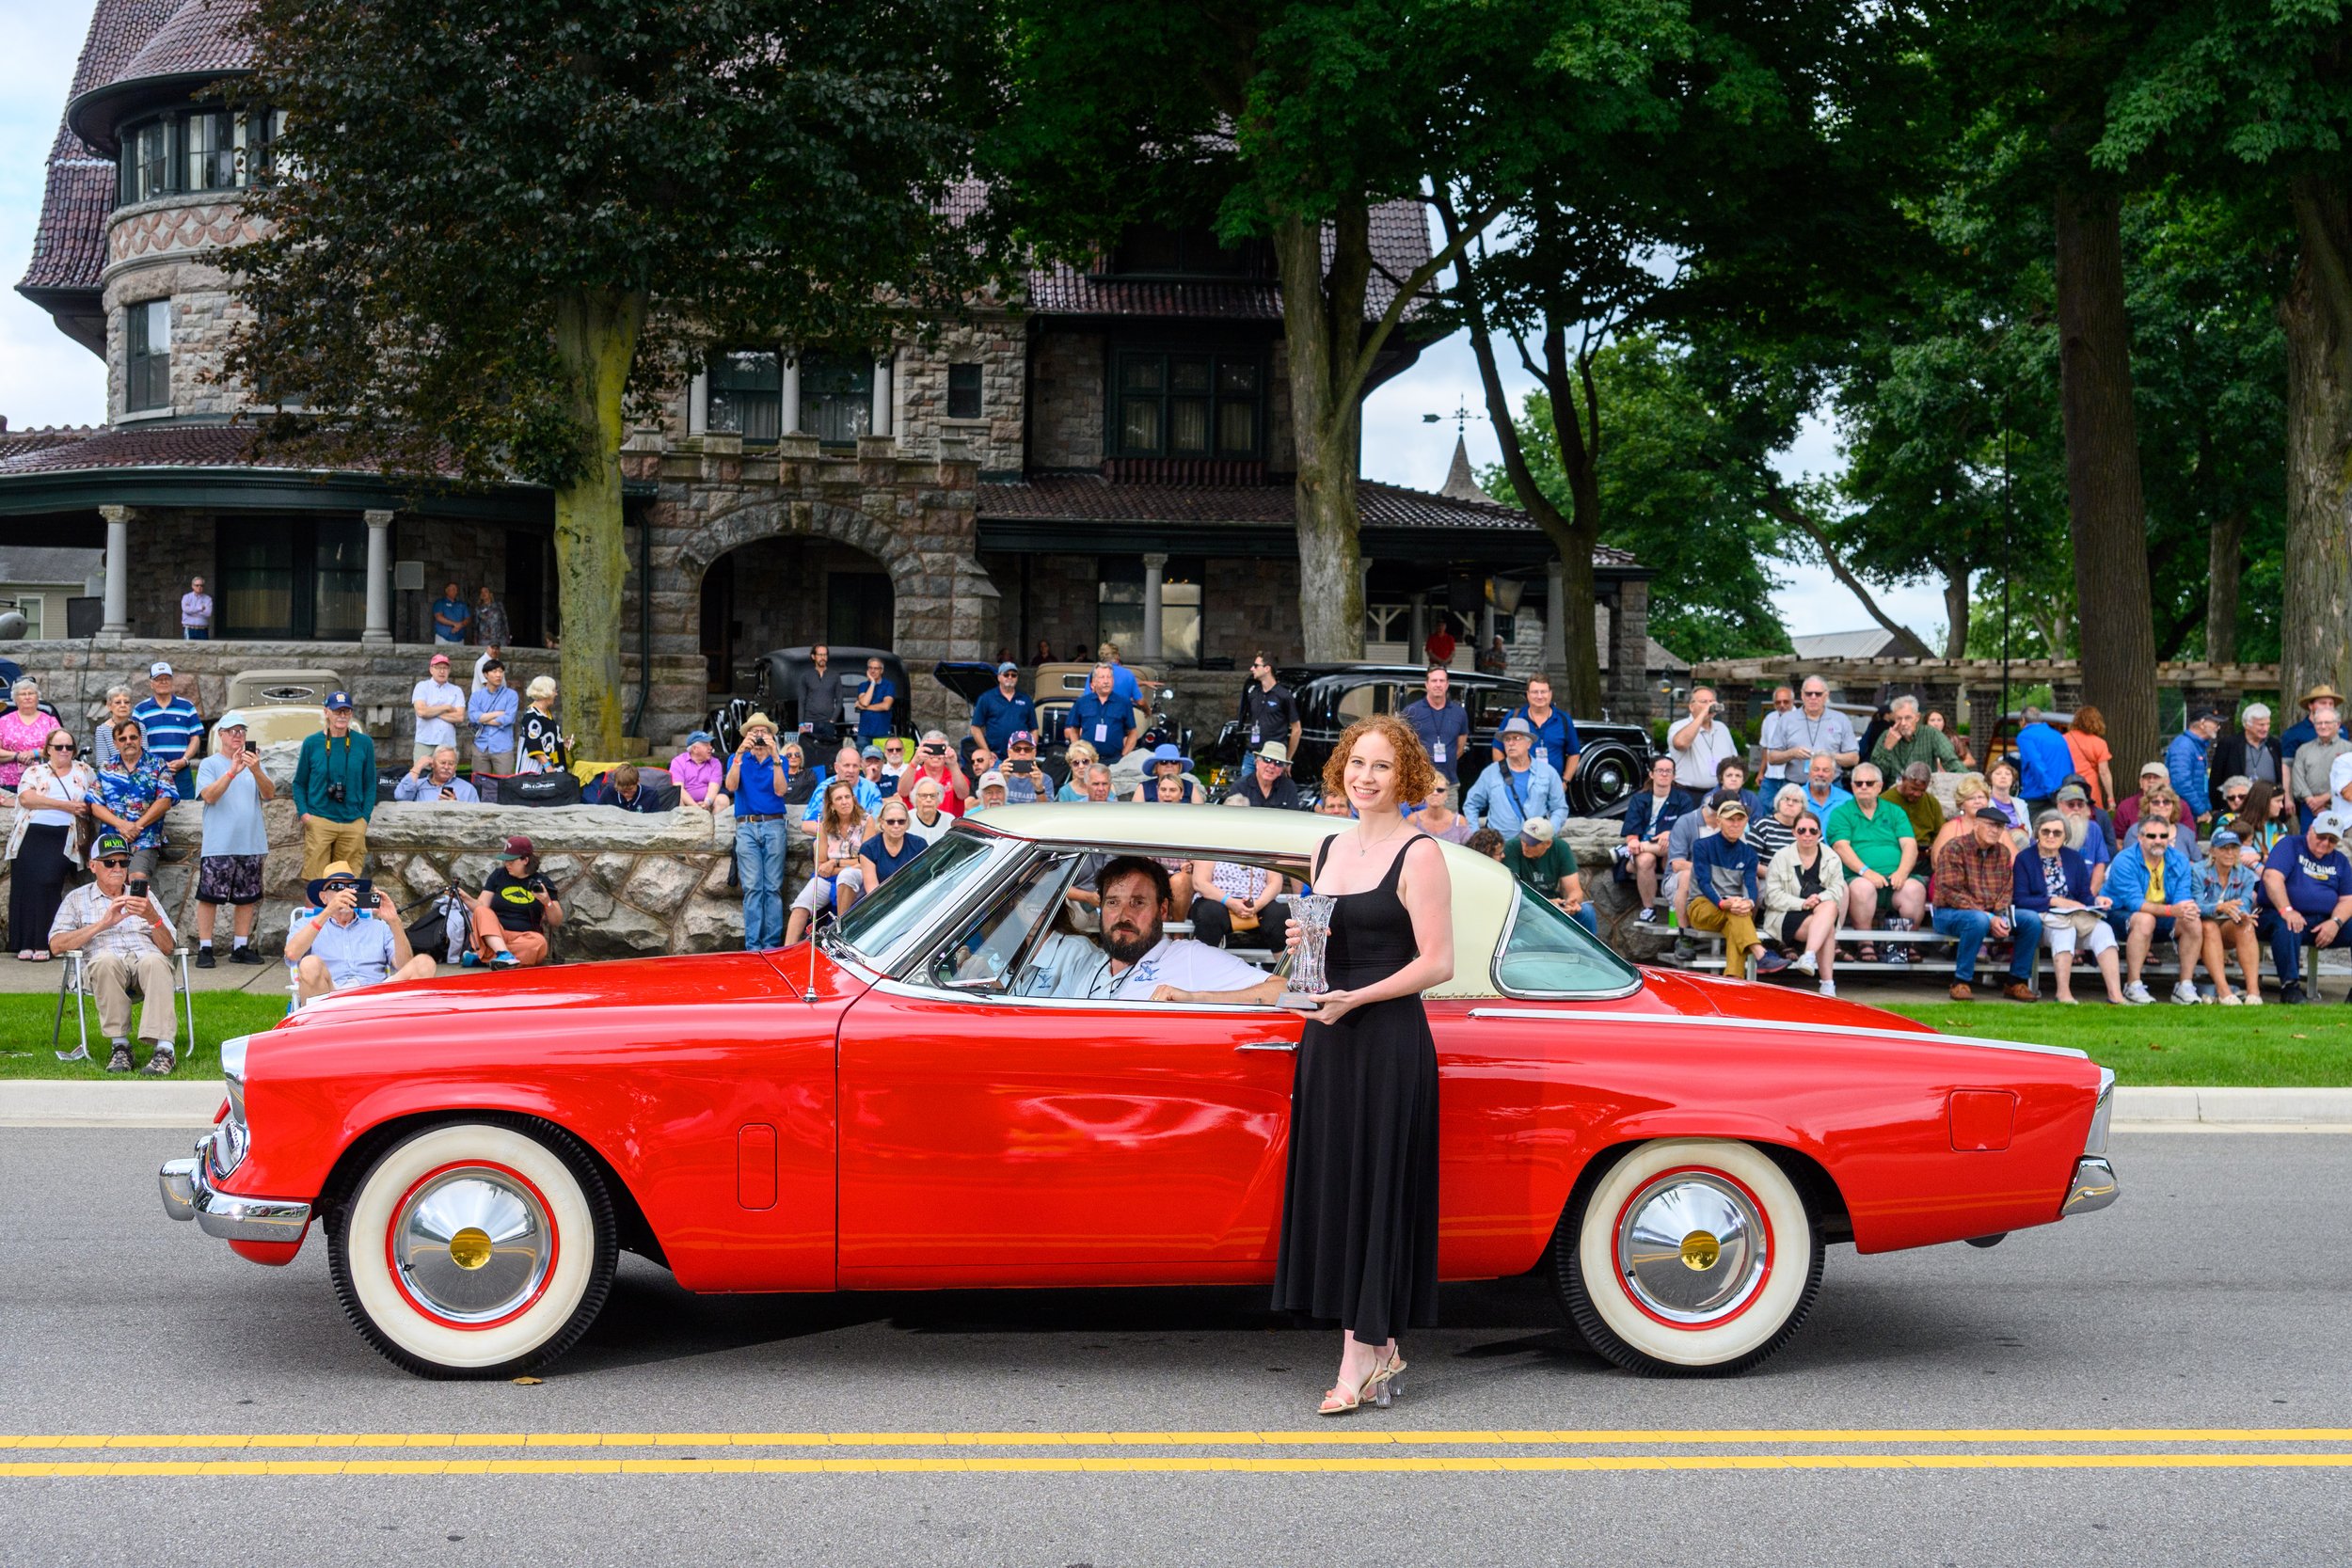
[{"xmin": 1633, "ymin": 965, "xmax": 1943, "ymax": 1037}]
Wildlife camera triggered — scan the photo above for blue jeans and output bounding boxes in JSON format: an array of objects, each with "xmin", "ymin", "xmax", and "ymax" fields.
[
  {"xmin": 2267, "ymin": 909, "xmax": 2352, "ymax": 985},
  {"xmin": 735, "ymin": 816, "xmax": 788, "ymax": 949},
  {"xmin": 1931, "ymin": 907, "xmax": 2042, "ymax": 984},
  {"xmin": 1567, "ymin": 903, "xmax": 1599, "ymax": 938},
  {"xmin": 182, "ymin": 627, "xmax": 208, "ymax": 640}
]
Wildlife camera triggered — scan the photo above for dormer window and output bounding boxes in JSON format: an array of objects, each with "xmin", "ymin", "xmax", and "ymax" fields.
[
  {"xmin": 1107, "ymin": 223, "xmax": 1268, "ymax": 279},
  {"xmin": 1115, "ymin": 351, "xmax": 1262, "ymax": 458},
  {"xmin": 115, "ymin": 106, "xmax": 279, "ymax": 207}
]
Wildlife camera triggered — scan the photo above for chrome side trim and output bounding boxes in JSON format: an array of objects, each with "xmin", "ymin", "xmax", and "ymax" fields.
[
  {"xmin": 1235, "ymin": 1040, "xmax": 1298, "ymax": 1053},
  {"xmin": 1462, "ymin": 1006, "xmax": 2090, "ymax": 1060},
  {"xmin": 2063, "ymin": 1155, "xmax": 2119, "ymax": 1215},
  {"xmin": 2084, "ymin": 1068, "xmax": 2116, "ymax": 1156}
]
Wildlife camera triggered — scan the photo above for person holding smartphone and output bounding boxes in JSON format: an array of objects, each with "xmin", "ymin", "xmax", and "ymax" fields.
[
  {"xmin": 395, "ymin": 745, "xmax": 480, "ymax": 803},
  {"xmin": 192, "ymin": 717, "xmax": 276, "ymax": 968},
  {"xmin": 725, "ymin": 713, "xmax": 793, "ymax": 949},
  {"xmin": 468, "ymin": 834, "xmax": 564, "ymax": 968},
  {"xmin": 286, "ymin": 862, "xmax": 438, "ymax": 1003},
  {"xmin": 48, "ymin": 832, "xmax": 179, "ymax": 1072}
]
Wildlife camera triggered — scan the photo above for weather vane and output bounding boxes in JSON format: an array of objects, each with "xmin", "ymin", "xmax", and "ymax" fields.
[{"xmin": 1421, "ymin": 396, "xmax": 1485, "ymax": 435}]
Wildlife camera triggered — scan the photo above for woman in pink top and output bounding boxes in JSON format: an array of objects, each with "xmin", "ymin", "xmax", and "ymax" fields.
[
  {"xmin": 0, "ymin": 678, "xmax": 60, "ymax": 792},
  {"xmin": 668, "ymin": 731, "xmax": 728, "ymax": 811}
]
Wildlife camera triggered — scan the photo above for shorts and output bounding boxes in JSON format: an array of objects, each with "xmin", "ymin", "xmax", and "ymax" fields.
[
  {"xmin": 1777, "ymin": 911, "xmax": 1816, "ymax": 945},
  {"xmin": 196, "ymin": 853, "xmax": 265, "ymax": 906}
]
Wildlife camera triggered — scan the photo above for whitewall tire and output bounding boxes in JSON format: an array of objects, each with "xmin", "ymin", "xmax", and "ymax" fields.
[
  {"xmin": 329, "ymin": 1120, "xmax": 616, "ymax": 1379},
  {"xmin": 1553, "ymin": 1138, "xmax": 1823, "ymax": 1376}
]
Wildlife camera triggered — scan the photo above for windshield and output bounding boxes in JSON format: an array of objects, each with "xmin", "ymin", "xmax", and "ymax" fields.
[
  {"xmin": 1493, "ymin": 882, "xmax": 1641, "ymax": 998},
  {"xmin": 829, "ymin": 828, "xmax": 998, "ymax": 970}
]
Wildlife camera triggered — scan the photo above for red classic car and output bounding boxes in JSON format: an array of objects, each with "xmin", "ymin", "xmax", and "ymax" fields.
[{"xmin": 160, "ymin": 804, "xmax": 2118, "ymax": 1380}]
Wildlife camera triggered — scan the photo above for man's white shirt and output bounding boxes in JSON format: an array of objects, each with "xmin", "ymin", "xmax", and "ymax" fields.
[{"xmin": 1079, "ymin": 935, "xmax": 1268, "ymax": 1001}]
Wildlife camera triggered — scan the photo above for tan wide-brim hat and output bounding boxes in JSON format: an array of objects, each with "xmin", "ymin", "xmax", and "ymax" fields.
[
  {"xmin": 2300, "ymin": 684, "xmax": 2345, "ymax": 710},
  {"xmin": 741, "ymin": 712, "xmax": 779, "ymax": 736}
]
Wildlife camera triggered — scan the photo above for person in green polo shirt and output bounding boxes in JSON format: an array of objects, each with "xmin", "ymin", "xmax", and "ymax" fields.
[
  {"xmin": 1827, "ymin": 761, "xmax": 1926, "ymax": 960},
  {"xmin": 1869, "ymin": 694, "xmax": 1962, "ymax": 778},
  {"xmin": 293, "ymin": 689, "xmax": 378, "ymax": 880}
]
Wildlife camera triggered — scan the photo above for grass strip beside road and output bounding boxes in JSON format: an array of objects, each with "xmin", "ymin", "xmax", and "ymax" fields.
[
  {"xmin": 1880, "ymin": 1004, "xmax": 2352, "ymax": 1086},
  {"xmin": 0, "ymin": 992, "xmax": 288, "ymax": 1080}
]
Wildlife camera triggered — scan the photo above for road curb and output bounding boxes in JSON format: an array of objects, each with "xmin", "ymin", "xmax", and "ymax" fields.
[{"xmin": 4, "ymin": 1079, "xmax": 2349, "ymax": 1130}]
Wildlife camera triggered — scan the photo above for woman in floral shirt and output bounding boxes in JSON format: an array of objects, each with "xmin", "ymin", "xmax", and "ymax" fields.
[{"xmin": 91, "ymin": 719, "xmax": 173, "ymax": 878}]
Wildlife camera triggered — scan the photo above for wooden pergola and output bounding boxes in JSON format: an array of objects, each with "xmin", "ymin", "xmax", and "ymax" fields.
[{"xmin": 1688, "ymin": 656, "xmax": 2284, "ymax": 740}]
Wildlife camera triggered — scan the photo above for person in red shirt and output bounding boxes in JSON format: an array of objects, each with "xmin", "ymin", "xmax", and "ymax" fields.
[
  {"xmin": 894, "ymin": 729, "xmax": 971, "ymax": 816},
  {"xmin": 1423, "ymin": 620, "xmax": 1456, "ymax": 668}
]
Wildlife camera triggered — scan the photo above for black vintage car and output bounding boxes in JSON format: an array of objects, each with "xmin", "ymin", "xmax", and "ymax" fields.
[
  {"xmin": 1204, "ymin": 663, "xmax": 1655, "ymax": 817},
  {"xmin": 707, "ymin": 645, "xmax": 913, "ymax": 755}
]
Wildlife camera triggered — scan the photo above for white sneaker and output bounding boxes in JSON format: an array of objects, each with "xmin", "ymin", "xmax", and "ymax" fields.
[
  {"xmin": 1794, "ymin": 951, "xmax": 1819, "ymax": 976},
  {"xmin": 2169, "ymin": 981, "xmax": 2201, "ymax": 1006},
  {"xmin": 2219, "ymin": 993, "xmax": 2243, "ymax": 1006},
  {"xmin": 2244, "ymin": 991, "xmax": 2263, "ymax": 1006},
  {"xmin": 2122, "ymin": 982, "xmax": 2154, "ymax": 1006},
  {"xmin": 1818, "ymin": 980, "xmax": 1836, "ymax": 998}
]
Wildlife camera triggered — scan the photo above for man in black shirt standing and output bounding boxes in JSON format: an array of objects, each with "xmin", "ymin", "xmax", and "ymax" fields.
[
  {"xmin": 1233, "ymin": 741, "xmax": 1305, "ymax": 809},
  {"xmin": 789, "ymin": 644, "xmax": 840, "ymax": 746},
  {"xmin": 1237, "ymin": 652, "xmax": 1300, "ymax": 761}
]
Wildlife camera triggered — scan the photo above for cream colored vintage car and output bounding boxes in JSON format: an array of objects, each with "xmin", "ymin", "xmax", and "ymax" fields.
[{"xmin": 208, "ymin": 669, "xmax": 345, "ymax": 752}]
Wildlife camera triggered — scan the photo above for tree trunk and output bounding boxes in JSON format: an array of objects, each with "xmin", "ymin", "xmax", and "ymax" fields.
[
  {"xmin": 1274, "ymin": 211, "xmax": 1365, "ymax": 661},
  {"xmin": 2053, "ymin": 177, "xmax": 2161, "ymax": 770},
  {"xmin": 1942, "ymin": 564, "xmax": 1970, "ymax": 660},
  {"xmin": 2280, "ymin": 175, "xmax": 2352, "ymax": 708},
  {"xmin": 1758, "ymin": 478, "xmax": 1931, "ymax": 657},
  {"xmin": 550, "ymin": 285, "xmax": 647, "ymax": 759},
  {"xmin": 2204, "ymin": 504, "xmax": 2248, "ymax": 662}
]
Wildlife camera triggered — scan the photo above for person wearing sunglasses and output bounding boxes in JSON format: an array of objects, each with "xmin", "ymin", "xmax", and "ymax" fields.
[
  {"xmin": 2012, "ymin": 811, "xmax": 2123, "ymax": 1005},
  {"xmin": 2105, "ymin": 816, "xmax": 2205, "ymax": 1005},
  {"xmin": 8, "ymin": 730, "xmax": 96, "ymax": 961},
  {"xmin": 1761, "ymin": 799, "xmax": 1844, "ymax": 996},
  {"xmin": 47, "ymin": 832, "xmax": 178, "ymax": 1073},
  {"xmin": 2261, "ymin": 808, "xmax": 2352, "ymax": 1004}
]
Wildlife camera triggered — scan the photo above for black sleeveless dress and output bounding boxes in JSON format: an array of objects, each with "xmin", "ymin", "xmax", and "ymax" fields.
[{"xmin": 1271, "ymin": 832, "xmax": 1440, "ymax": 1344}]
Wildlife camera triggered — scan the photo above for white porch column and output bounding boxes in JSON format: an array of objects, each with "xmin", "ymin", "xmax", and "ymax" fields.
[
  {"xmin": 1140, "ymin": 552, "xmax": 1168, "ymax": 662},
  {"xmin": 687, "ymin": 371, "xmax": 708, "ymax": 436},
  {"xmin": 870, "ymin": 354, "xmax": 893, "ymax": 438},
  {"xmin": 781, "ymin": 353, "xmax": 802, "ymax": 434},
  {"xmin": 361, "ymin": 508, "xmax": 395, "ymax": 645},
  {"xmin": 1543, "ymin": 556, "xmax": 1568, "ymax": 674},
  {"xmin": 99, "ymin": 505, "xmax": 132, "ymax": 638}
]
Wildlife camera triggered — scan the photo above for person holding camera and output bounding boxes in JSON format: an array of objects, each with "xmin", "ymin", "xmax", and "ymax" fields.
[
  {"xmin": 293, "ymin": 690, "xmax": 377, "ymax": 879},
  {"xmin": 394, "ymin": 746, "xmax": 480, "ymax": 803},
  {"xmin": 1668, "ymin": 685, "xmax": 1739, "ymax": 793},
  {"xmin": 726, "ymin": 712, "xmax": 793, "ymax": 949},
  {"xmin": 49, "ymin": 832, "xmax": 180, "ymax": 1073},
  {"xmin": 192, "ymin": 716, "xmax": 275, "ymax": 968},
  {"xmin": 468, "ymin": 834, "xmax": 564, "ymax": 968},
  {"xmin": 998, "ymin": 731, "xmax": 1050, "ymax": 803},
  {"xmin": 285, "ymin": 861, "xmax": 437, "ymax": 1003}
]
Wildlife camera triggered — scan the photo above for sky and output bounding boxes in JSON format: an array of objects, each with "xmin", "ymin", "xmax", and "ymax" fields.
[{"xmin": 0, "ymin": 0, "xmax": 1947, "ymax": 646}]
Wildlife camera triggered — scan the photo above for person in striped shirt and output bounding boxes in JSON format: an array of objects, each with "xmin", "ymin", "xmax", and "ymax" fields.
[{"xmin": 131, "ymin": 661, "xmax": 203, "ymax": 801}]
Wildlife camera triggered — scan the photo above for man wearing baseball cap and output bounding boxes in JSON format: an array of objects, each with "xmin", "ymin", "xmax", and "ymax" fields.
[
  {"xmin": 2262, "ymin": 808, "xmax": 2352, "ymax": 1003},
  {"xmin": 292, "ymin": 689, "xmax": 376, "ymax": 879},
  {"xmin": 2166, "ymin": 707, "xmax": 2224, "ymax": 825},
  {"xmin": 999, "ymin": 730, "xmax": 1051, "ymax": 804},
  {"xmin": 1504, "ymin": 816, "xmax": 1596, "ymax": 936},
  {"xmin": 967, "ymin": 660, "xmax": 1036, "ymax": 758},
  {"xmin": 285, "ymin": 860, "xmax": 437, "ymax": 1002},
  {"xmin": 1685, "ymin": 797, "xmax": 1787, "ymax": 980},
  {"xmin": 48, "ymin": 832, "xmax": 179, "ymax": 1073},
  {"xmin": 192, "ymin": 714, "xmax": 275, "ymax": 967},
  {"xmin": 410, "ymin": 650, "xmax": 468, "ymax": 762},
  {"xmin": 468, "ymin": 834, "xmax": 564, "ymax": 968},
  {"xmin": 132, "ymin": 660, "xmax": 203, "ymax": 801}
]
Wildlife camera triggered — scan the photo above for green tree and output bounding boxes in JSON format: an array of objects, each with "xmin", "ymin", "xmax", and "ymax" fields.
[
  {"xmin": 989, "ymin": 0, "xmax": 1510, "ymax": 659},
  {"xmin": 227, "ymin": 0, "xmax": 998, "ymax": 753}
]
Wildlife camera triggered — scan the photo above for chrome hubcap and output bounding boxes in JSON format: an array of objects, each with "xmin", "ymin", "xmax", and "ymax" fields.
[
  {"xmin": 1617, "ymin": 1172, "xmax": 1767, "ymax": 1325},
  {"xmin": 392, "ymin": 1168, "xmax": 551, "ymax": 1323}
]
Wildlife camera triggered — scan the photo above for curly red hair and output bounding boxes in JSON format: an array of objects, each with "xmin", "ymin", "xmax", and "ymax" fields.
[{"xmin": 1321, "ymin": 713, "xmax": 1438, "ymax": 809}]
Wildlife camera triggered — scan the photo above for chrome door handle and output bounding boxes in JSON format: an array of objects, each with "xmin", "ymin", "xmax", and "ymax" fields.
[{"xmin": 1235, "ymin": 1040, "xmax": 1297, "ymax": 1053}]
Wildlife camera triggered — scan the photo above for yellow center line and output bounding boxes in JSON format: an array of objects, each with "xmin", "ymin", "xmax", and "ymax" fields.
[
  {"xmin": 4, "ymin": 1453, "xmax": 2352, "ymax": 1479},
  {"xmin": 1, "ymin": 1428, "xmax": 2349, "ymax": 1452}
]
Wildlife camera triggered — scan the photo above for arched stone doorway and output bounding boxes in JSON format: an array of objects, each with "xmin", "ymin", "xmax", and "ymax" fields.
[{"xmin": 697, "ymin": 536, "xmax": 895, "ymax": 694}]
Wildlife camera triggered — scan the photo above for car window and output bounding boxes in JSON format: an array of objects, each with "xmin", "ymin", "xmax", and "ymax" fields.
[
  {"xmin": 927, "ymin": 851, "xmax": 1082, "ymax": 993},
  {"xmin": 1467, "ymin": 684, "xmax": 1523, "ymax": 732},
  {"xmin": 1493, "ymin": 882, "xmax": 1641, "ymax": 997},
  {"xmin": 1336, "ymin": 684, "xmax": 1388, "ymax": 722},
  {"xmin": 832, "ymin": 829, "xmax": 997, "ymax": 969}
]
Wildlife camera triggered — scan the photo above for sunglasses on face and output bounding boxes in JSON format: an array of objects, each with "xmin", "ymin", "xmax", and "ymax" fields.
[
  {"xmin": 1854, "ymin": 780, "xmax": 1881, "ymax": 789},
  {"xmin": 97, "ymin": 857, "xmax": 131, "ymax": 869},
  {"xmin": 1794, "ymin": 825, "xmax": 1821, "ymax": 836},
  {"xmin": 2040, "ymin": 827, "xmax": 2065, "ymax": 837},
  {"xmin": 46, "ymin": 740, "xmax": 72, "ymax": 752}
]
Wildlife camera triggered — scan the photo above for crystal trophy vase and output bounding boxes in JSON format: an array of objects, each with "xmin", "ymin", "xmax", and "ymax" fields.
[{"xmin": 1279, "ymin": 893, "xmax": 1337, "ymax": 1010}]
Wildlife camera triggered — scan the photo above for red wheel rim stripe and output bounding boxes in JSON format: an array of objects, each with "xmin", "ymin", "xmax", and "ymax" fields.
[
  {"xmin": 1606, "ymin": 1164, "xmax": 1776, "ymax": 1333},
  {"xmin": 383, "ymin": 1159, "xmax": 563, "ymax": 1333}
]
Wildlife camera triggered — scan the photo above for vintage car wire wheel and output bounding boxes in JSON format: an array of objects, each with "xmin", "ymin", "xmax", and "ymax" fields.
[
  {"xmin": 329, "ymin": 1120, "xmax": 616, "ymax": 1380},
  {"xmin": 1552, "ymin": 1139, "xmax": 1822, "ymax": 1376}
]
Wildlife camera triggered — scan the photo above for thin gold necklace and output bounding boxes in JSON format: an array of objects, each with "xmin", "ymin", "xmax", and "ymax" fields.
[{"xmin": 1353, "ymin": 816, "xmax": 1408, "ymax": 858}]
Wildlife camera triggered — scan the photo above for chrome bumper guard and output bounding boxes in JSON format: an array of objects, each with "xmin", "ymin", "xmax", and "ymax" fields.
[
  {"xmin": 158, "ymin": 1140, "xmax": 311, "ymax": 1243},
  {"xmin": 2062, "ymin": 1067, "xmax": 2120, "ymax": 1216}
]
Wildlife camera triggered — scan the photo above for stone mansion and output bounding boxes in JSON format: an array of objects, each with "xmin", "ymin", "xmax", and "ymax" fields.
[{"xmin": 7, "ymin": 0, "xmax": 1664, "ymax": 744}]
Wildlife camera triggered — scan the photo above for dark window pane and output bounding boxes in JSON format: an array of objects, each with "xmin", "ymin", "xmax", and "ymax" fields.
[
  {"xmin": 1216, "ymin": 400, "xmax": 1256, "ymax": 455},
  {"xmin": 1170, "ymin": 356, "xmax": 1211, "ymax": 393},
  {"xmin": 185, "ymin": 112, "xmax": 234, "ymax": 190},
  {"xmin": 709, "ymin": 351, "xmax": 782, "ymax": 440},
  {"xmin": 946, "ymin": 362, "xmax": 982, "ymax": 419},
  {"xmin": 799, "ymin": 351, "xmax": 872, "ymax": 443},
  {"xmin": 1169, "ymin": 399, "xmax": 1209, "ymax": 453},
  {"xmin": 1120, "ymin": 356, "xmax": 1163, "ymax": 392},
  {"xmin": 1120, "ymin": 400, "xmax": 1161, "ymax": 452},
  {"xmin": 1216, "ymin": 360, "xmax": 1258, "ymax": 394},
  {"xmin": 218, "ymin": 520, "xmax": 295, "ymax": 637},
  {"xmin": 312, "ymin": 517, "xmax": 367, "ymax": 638},
  {"xmin": 126, "ymin": 300, "xmax": 170, "ymax": 411}
]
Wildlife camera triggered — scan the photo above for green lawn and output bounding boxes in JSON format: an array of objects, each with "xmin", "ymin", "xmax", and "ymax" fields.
[
  {"xmin": 0, "ymin": 991, "xmax": 288, "ymax": 1080},
  {"xmin": 1880, "ymin": 1003, "xmax": 2352, "ymax": 1086}
]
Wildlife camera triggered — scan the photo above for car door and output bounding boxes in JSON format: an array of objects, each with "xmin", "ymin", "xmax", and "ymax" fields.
[{"xmin": 834, "ymin": 849, "xmax": 1304, "ymax": 1287}]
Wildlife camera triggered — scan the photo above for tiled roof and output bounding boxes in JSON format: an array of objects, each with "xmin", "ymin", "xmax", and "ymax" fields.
[
  {"xmin": 17, "ymin": 0, "xmax": 183, "ymax": 297},
  {"xmin": 109, "ymin": 0, "xmax": 254, "ymax": 87},
  {"xmin": 977, "ymin": 472, "xmax": 1638, "ymax": 562},
  {"xmin": 0, "ymin": 545, "xmax": 104, "ymax": 583},
  {"xmin": 0, "ymin": 426, "xmax": 101, "ymax": 463},
  {"xmin": 0, "ymin": 422, "xmax": 461, "ymax": 480}
]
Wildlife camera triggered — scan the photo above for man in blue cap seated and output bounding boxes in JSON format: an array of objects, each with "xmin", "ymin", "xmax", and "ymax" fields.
[
  {"xmin": 283, "ymin": 860, "xmax": 438, "ymax": 1006},
  {"xmin": 1129, "ymin": 742, "xmax": 1201, "ymax": 802}
]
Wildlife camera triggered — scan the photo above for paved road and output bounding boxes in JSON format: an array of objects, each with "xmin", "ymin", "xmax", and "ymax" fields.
[{"xmin": 4, "ymin": 1130, "xmax": 2349, "ymax": 1566}]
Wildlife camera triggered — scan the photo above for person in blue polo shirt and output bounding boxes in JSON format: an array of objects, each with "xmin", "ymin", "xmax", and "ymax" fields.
[
  {"xmin": 853, "ymin": 656, "xmax": 897, "ymax": 744},
  {"xmin": 2262, "ymin": 809, "xmax": 2352, "ymax": 1004},
  {"xmin": 1487, "ymin": 673, "xmax": 1581, "ymax": 786},
  {"xmin": 132, "ymin": 661, "xmax": 203, "ymax": 801},
  {"xmin": 2011, "ymin": 705, "xmax": 2075, "ymax": 814},
  {"xmin": 1065, "ymin": 664, "xmax": 1137, "ymax": 758},
  {"xmin": 724, "ymin": 712, "xmax": 792, "ymax": 949},
  {"xmin": 967, "ymin": 661, "xmax": 1036, "ymax": 755}
]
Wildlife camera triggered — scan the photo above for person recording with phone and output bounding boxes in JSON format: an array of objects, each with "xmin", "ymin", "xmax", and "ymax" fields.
[
  {"xmin": 725, "ymin": 713, "xmax": 792, "ymax": 950},
  {"xmin": 395, "ymin": 745, "xmax": 480, "ymax": 803},
  {"xmin": 193, "ymin": 716, "xmax": 276, "ymax": 968},
  {"xmin": 50, "ymin": 832, "xmax": 182, "ymax": 1073},
  {"xmin": 285, "ymin": 861, "xmax": 437, "ymax": 1003},
  {"xmin": 468, "ymin": 834, "xmax": 564, "ymax": 968},
  {"xmin": 293, "ymin": 691, "xmax": 376, "ymax": 879}
]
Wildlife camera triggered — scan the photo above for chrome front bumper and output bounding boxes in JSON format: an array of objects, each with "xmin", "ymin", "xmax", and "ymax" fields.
[
  {"xmin": 159, "ymin": 1140, "xmax": 312, "ymax": 1243},
  {"xmin": 2062, "ymin": 1155, "xmax": 2119, "ymax": 1214}
]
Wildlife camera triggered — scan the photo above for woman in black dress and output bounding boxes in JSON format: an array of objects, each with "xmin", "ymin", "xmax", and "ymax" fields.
[{"xmin": 1274, "ymin": 712, "xmax": 1454, "ymax": 1416}]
